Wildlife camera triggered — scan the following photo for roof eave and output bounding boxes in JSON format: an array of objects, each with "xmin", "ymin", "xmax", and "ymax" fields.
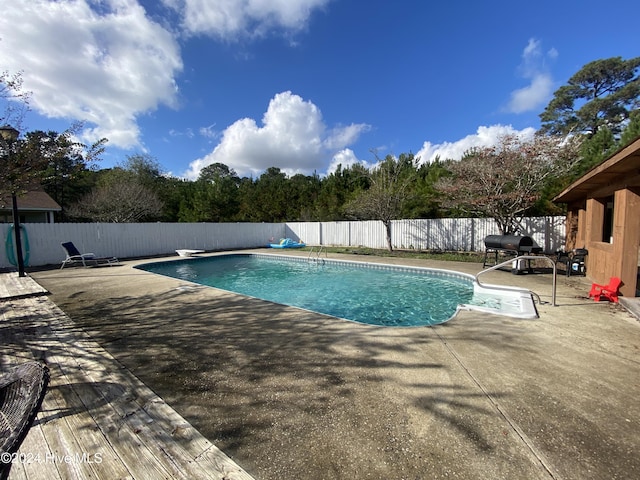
[{"xmin": 553, "ymin": 135, "xmax": 640, "ymax": 204}]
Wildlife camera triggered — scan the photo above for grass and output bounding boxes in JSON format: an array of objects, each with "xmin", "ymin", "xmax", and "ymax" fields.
[{"xmin": 303, "ymin": 246, "xmax": 486, "ymax": 263}]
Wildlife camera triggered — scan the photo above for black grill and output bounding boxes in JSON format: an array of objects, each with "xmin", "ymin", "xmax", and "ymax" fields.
[
  {"xmin": 483, "ymin": 234, "xmax": 543, "ymax": 271},
  {"xmin": 484, "ymin": 235, "xmax": 542, "ymax": 254}
]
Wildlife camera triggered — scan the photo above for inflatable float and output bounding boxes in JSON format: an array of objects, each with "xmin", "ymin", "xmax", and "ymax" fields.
[
  {"xmin": 269, "ymin": 238, "xmax": 306, "ymax": 249},
  {"xmin": 5, "ymin": 224, "xmax": 30, "ymax": 267}
]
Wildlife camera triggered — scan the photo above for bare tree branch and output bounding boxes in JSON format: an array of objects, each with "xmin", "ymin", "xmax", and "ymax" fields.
[
  {"xmin": 68, "ymin": 179, "xmax": 163, "ymax": 222},
  {"xmin": 435, "ymin": 134, "xmax": 583, "ymax": 234},
  {"xmin": 345, "ymin": 153, "xmax": 418, "ymax": 250}
]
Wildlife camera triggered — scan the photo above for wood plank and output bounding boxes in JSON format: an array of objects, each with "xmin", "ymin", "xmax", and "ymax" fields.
[
  {"xmin": 6, "ymin": 304, "xmax": 127, "ymax": 480},
  {"xmin": 139, "ymin": 397, "xmax": 255, "ymax": 480},
  {"xmin": 37, "ymin": 307, "xmax": 180, "ymax": 480},
  {"xmin": 4, "ymin": 298, "xmax": 172, "ymax": 480},
  {"xmin": 37, "ymin": 361, "xmax": 131, "ymax": 480},
  {"xmin": 0, "ymin": 273, "xmax": 47, "ymax": 300},
  {"xmin": 14, "ymin": 423, "xmax": 63, "ymax": 480},
  {"xmin": 51, "ymin": 332, "xmax": 217, "ymax": 479}
]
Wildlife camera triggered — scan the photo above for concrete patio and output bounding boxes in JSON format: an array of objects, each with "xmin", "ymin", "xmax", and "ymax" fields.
[{"xmin": 3, "ymin": 250, "xmax": 639, "ymax": 479}]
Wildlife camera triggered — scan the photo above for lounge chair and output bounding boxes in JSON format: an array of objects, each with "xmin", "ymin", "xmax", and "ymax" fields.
[
  {"xmin": 588, "ymin": 277, "xmax": 622, "ymax": 303},
  {"xmin": 60, "ymin": 241, "xmax": 119, "ymax": 269},
  {"xmin": 0, "ymin": 362, "xmax": 49, "ymax": 479}
]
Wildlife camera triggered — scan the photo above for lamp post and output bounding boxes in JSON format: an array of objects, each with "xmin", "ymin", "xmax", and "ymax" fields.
[{"xmin": 0, "ymin": 125, "xmax": 26, "ymax": 277}]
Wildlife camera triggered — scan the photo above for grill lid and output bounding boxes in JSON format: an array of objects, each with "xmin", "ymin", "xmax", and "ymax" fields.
[{"xmin": 484, "ymin": 235, "xmax": 535, "ymax": 251}]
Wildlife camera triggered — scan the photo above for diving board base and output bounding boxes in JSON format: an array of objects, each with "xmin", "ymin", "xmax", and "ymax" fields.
[{"xmin": 176, "ymin": 249, "xmax": 205, "ymax": 257}]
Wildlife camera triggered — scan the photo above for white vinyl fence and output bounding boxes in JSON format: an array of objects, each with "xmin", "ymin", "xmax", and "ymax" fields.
[
  {"xmin": 0, "ymin": 222, "xmax": 285, "ymax": 269},
  {"xmin": 287, "ymin": 216, "xmax": 565, "ymax": 253},
  {"xmin": 1, "ymin": 216, "xmax": 565, "ymax": 269}
]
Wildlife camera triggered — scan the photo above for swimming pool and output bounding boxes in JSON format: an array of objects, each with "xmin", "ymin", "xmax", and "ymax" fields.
[{"xmin": 137, "ymin": 253, "xmax": 537, "ymax": 326}]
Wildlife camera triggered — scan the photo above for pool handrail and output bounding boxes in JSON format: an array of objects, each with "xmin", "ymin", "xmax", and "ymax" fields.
[
  {"xmin": 475, "ymin": 255, "xmax": 557, "ymax": 307},
  {"xmin": 307, "ymin": 245, "xmax": 327, "ymax": 263}
]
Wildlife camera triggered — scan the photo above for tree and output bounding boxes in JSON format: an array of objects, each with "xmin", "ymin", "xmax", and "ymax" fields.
[
  {"xmin": 26, "ymin": 128, "xmax": 106, "ymax": 220},
  {"xmin": 345, "ymin": 153, "xmax": 418, "ymax": 251},
  {"xmin": 1, "ymin": 70, "xmax": 30, "ymax": 130},
  {"xmin": 120, "ymin": 153, "xmax": 190, "ymax": 222},
  {"xmin": 68, "ymin": 178, "xmax": 163, "ymax": 222},
  {"xmin": 189, "ymin": 163, "xmax": 241, "ymax": 222},
  {"xmin": 252, "ymin": 167, "xmax": 289, "ymax": 222},
  {"xmin": 0, "ymin": 127, "xmax": 45, "ymax": 277},
  {"xmin": 121, "ymin": 153, "xmax": 163, "ymax": 188},
  {"xmin": 316, "ymin": 163, "xmax": 370, "ymax": 221},
  {"xmin": 0, "ymin": 71, "xmax": 39, "ymax": 198},
  {"xmin": 559, "ymin": 111, "xmax": 640, "ymax": 189},
  {"xmin": 0, "ymin": 133, "xmax": 47, "ymax": 198},
  {"xmin": 1, "ymin": 124, "xmax": 104, "ymax": 272},
  {"xmin": 572, "ymin": 126, "xmax": 617, "ymax": 179},
  {"xmin": 2, "ymin": 72, "xmax": 106, "ymax": 219},
  {"xmin": 403, "ymin": 157, "xmax": 450, "ymax": 218},
  {"xmin": 284, "ymin": 172, "xmax": 321, "ymax": 221},
  {"xmin": 539, "ymin": 56, "xmax": 640, "ymax": 137},
  {"xmin": 235, "ymin": 176, "xmax": 258, "ymax": 221},
  {"xmin": 116, "ymin": 154, "xmax": 181, "ymax": 221},
  {"xmin": 434, "ymin": 134, "xmax": 582, "ymax": 235},
  {"xmin": 619, "ymin": 110, "xmax": 640, "ymax": 147},
  {"xmin": 161, "ymin": 177, "xmax": 195, "ymax": 222},
  {"xmin": 2, "ymin": 123, "xmax": 105, "ymax": 202}
]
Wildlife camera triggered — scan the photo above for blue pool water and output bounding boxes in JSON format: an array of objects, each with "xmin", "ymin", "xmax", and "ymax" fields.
[{"xmin": 137, "ymin": 254, "xmax": 477, "ymax": 327}]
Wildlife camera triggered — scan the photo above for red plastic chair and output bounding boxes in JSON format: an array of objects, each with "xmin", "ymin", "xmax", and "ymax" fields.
[{"xmin": 588, "ymin": 277, "xmax": 622, "ymax": 303}]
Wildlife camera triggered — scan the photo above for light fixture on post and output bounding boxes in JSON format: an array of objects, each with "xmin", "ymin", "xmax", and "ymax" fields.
[{"xmin": 0, "ymin": 125, "xmax": 26, "ymax": 277}]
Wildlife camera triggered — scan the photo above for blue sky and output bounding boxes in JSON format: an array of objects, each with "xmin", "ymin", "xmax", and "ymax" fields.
[{"xmin": 1, "ymin": 0, "xmax": 638, "ymax": 179}]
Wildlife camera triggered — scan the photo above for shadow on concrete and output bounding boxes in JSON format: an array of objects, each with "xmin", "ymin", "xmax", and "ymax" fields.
[{"xmin": 26, "ymin": 259, "xmax": 640, "ymax": 480}]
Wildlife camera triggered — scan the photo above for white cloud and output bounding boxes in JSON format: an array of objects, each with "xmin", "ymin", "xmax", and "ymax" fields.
[
  {"xmin": 324, "ymin": 123, "xmax": 372, "ymax": 150},
  {"xmin": 199, "ymin": 124, "xmax": 219, "ymax": 139},
  {"xmin": 508, "ymin": 74, "xmax": 554, "ymax": 114},
  {"xmin": 415, "ymin": 125, "xmax": 536, "ymax": 163},
  {"xmin": 183, "ymin": 91, "xmax": 370, "ymax": 179},
  {"xmin": 166, "ymin": 0, "xmax": 331, "ymax": 39},
  {"xmin": 505, "ymin": 38, "xmax": 556, "ymax": 114},
  {"xmin": 0, "ymin": 0, "xmax": 182, "ymax": 149},
  {"xmin": 522, "ymin": 38, "xmax": 540, "ymax": 63},
  {"xmin": 520, "ymin": 38, "xmax": 546, "ymax": 78},
  {"xmin": 327, "ymin": 149, "xmax": 359, "ymax": 172},
  {"xmin": 326, "ymin": 148, "xmax": 376, "ymax": 175}
]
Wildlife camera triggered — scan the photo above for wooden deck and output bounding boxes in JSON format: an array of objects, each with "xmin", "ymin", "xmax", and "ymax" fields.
[{"xmin": 0, "ymin": 273, "xmax": 254, "ymax": 480}]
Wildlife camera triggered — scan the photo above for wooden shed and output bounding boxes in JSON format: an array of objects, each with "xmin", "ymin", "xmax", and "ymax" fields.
[{"xmin": 554, "ymin": 135, "xmax": 640, "ymax": 297}]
